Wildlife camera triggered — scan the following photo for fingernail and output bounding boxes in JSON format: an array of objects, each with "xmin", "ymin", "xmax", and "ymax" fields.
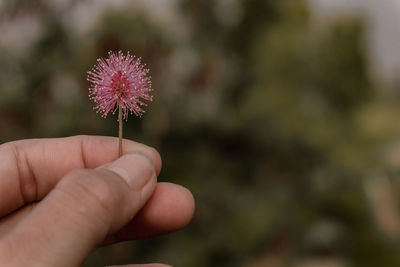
[{"xmin": 105, "ymin": 152, "xmax": 156, "ymax": 190}]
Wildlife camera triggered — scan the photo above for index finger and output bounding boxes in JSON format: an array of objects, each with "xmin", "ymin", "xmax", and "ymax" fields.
[{"xmin": 0, "ymin": 135, "xmax": 161, "ymax": 217}]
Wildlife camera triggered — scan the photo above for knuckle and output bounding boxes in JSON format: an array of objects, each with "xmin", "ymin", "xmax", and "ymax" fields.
[
  {"xmin": 73, "ymin": 134, "xmax": 89, "ymax": 141},
  {"xmin": 4, "ymin": 142, "xmax": 38, "ymax": 203}
]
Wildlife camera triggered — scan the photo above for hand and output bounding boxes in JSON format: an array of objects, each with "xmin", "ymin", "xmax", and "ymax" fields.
[{"xmin": 0, "ymin": 136, "xmax": 195, "ymax": 267}]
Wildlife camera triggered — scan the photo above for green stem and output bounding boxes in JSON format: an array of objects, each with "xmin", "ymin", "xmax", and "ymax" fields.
[{"xmin": 118, "ymin": 105, "xmax": 123, "ymax": 157}]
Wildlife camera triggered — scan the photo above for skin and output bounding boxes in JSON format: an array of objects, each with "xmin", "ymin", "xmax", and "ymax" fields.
[{"xmin": 0, "ymin": 135, "xmax": 195, "ymax": 267}]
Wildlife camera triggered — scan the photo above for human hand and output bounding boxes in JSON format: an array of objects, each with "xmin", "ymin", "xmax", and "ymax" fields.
[{"xmin": 0, "ymin": 136, "xmax": 195, "ymax": 267}]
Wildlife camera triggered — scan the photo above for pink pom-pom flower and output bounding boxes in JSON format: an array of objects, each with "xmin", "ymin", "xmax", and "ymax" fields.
[{"xmin": 87, "ymin": 51, "xmax": 153, "ymax": 120}]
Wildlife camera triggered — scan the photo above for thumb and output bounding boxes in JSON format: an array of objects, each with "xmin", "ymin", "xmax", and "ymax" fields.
[{"xmin": 0, "ymin": 151, "xmax": 157, "ymax": 267}]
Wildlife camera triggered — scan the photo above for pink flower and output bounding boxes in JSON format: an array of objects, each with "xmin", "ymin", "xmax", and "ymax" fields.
[{"xmin": 87, "ymin": 51, "xmax": 153, "ymax": 120}]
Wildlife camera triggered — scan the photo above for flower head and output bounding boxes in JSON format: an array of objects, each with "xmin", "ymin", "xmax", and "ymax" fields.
[{"xmin": 87, "ymin": 51, "xmax": 152, "ymax": 120}]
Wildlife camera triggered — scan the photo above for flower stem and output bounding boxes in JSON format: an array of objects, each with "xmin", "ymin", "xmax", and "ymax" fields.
[{"xmin": 118, "ymin": 105, "xmax": 123, "ymax": 157}]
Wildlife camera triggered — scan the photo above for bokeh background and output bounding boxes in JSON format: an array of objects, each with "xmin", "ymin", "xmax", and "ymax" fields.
[{"xmin": 2, "ymin": 0, "xmax": 400, "ymax": 266}]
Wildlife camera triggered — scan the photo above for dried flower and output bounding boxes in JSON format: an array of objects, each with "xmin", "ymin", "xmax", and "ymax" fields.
[{"xmin": 87, "ymin": 51, "xmax": 153, "ymax": 120}]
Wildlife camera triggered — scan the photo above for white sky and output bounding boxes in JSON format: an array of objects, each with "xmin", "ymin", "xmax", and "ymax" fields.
[{"xmin": 310, "ymin": 0, "xmax": 400, "ymax": 82}]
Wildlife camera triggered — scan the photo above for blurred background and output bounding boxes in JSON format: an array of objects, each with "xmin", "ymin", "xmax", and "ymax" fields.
[{"xmin": 1, "ymin": 0, "xmax": 400, "ymax": 266}]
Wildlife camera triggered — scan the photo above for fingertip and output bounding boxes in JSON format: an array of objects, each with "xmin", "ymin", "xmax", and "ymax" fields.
[
  {"xmin": 147, "ymin": 146, "xmax": 162, "ymax": 176},
  {"xmin": 145, "ymin": 182, "xmax": 195, "ymax": 229},
  {"xmin": 113, "ymin": 182, "xmax": 195, "ymax": 241},
  {"xmin": 120, "ymin": 139, "xmax": 161, "ymax": 176},
  {"xmin": 169, "ymin": 183, "xmax": 195, "ymax": 228}
]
